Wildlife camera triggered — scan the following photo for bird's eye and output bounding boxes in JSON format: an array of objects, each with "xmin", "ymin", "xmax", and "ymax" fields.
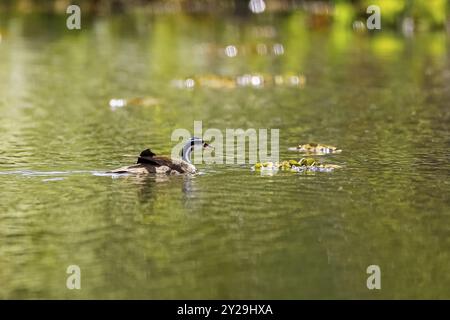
[{"xmin": 203, "ymin": 143, "xmax": 208, "ymax": 148}]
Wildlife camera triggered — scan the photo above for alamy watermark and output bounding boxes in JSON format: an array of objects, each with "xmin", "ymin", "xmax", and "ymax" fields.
[
  {"xmin": 366, "ymin": 265, "xmax": 381, "ymax": 290},
  {"xmin": 66, "ymin": 5, "xmax": 81, "ymax": 30},
  {"xmin": 66, "ymin": 265, "xmax": 81, "ymax": 290},
  {"xmin": 171, "ymin": 121, "xmax": 279, "ymax": 164},
  {"xmin": 366, "ymin": 5, "xmax": 381, "ymax": 30},
  {"xmin": 353, "ymin": 5, "xmax": 381, "ymax": 31}
]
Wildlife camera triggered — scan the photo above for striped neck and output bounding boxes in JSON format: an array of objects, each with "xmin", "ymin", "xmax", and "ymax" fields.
[{"xmin": 181, "ymin": 145, "xmax": 194, "ymax": 164}]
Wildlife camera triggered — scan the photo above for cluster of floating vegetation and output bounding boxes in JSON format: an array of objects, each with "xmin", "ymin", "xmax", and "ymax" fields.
[
  {"xmin": 171, "ymin": 74, "xmax": 306, "ymax": 89},
  {"xmin": 253, "ymin": 143, "xmax": 342, "ymax": 173},
  {"xmin": 252, "ymin": 158, "xmax": 342, "ymax": 173}
]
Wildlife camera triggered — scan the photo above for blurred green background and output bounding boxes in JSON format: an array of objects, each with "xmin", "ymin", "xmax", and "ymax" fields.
[{"xmin": 0, "ymin": 0, "xmax": 448, "ymax": 31}]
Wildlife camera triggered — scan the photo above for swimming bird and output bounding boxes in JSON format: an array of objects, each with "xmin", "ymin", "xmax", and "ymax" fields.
[{"xmin": 108, "ymin": 137, "xmax": 211, "ymax": 175}]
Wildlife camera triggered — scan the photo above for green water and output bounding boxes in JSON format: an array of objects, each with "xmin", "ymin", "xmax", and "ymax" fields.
[{"xmin": 0, "ymin": 13, "xmax": 449, "ymax": 299}]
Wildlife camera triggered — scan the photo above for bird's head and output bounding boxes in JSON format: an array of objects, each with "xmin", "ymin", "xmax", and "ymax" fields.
[{"xmin": 181, "ymin": 137, "xmax": 213, "ymax": 164}]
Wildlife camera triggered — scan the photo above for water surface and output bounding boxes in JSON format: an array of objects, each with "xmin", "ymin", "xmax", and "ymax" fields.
[{"xmin": 0, "ymin": 13, "xmax": 449, "ymax": 299}]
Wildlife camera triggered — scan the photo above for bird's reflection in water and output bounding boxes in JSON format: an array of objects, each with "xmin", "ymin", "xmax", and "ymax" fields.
[
  {"xmin": 182, "ymin": 175, "xmax": 195, "ymax": 196},
  {"xmin": 181, "ymin": 175, "xmax": 200, "ymax": 210},
  {"xmin": 116, "ymin": 173, "xmax": 199, "ymax": 210}
]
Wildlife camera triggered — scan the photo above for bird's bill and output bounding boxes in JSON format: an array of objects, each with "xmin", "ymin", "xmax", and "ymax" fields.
[{"xmin": 203, "ymin": 143, "xmax": 214, "ymax": 150}]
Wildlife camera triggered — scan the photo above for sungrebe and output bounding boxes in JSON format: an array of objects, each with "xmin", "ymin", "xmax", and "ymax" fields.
[{"xmin": 108, "ymin": 137, "xmax": 211, "ymax": 175}]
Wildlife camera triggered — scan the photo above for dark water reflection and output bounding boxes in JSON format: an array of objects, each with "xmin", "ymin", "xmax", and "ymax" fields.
[{"xmin": 0, "ymin": 13, "xmax": 449, "ymax": 298}]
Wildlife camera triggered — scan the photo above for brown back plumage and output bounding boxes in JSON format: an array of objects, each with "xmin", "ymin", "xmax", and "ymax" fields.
[{"xmin": 136, "ymin": 149, "xmax": 186, "ymax": 173}]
